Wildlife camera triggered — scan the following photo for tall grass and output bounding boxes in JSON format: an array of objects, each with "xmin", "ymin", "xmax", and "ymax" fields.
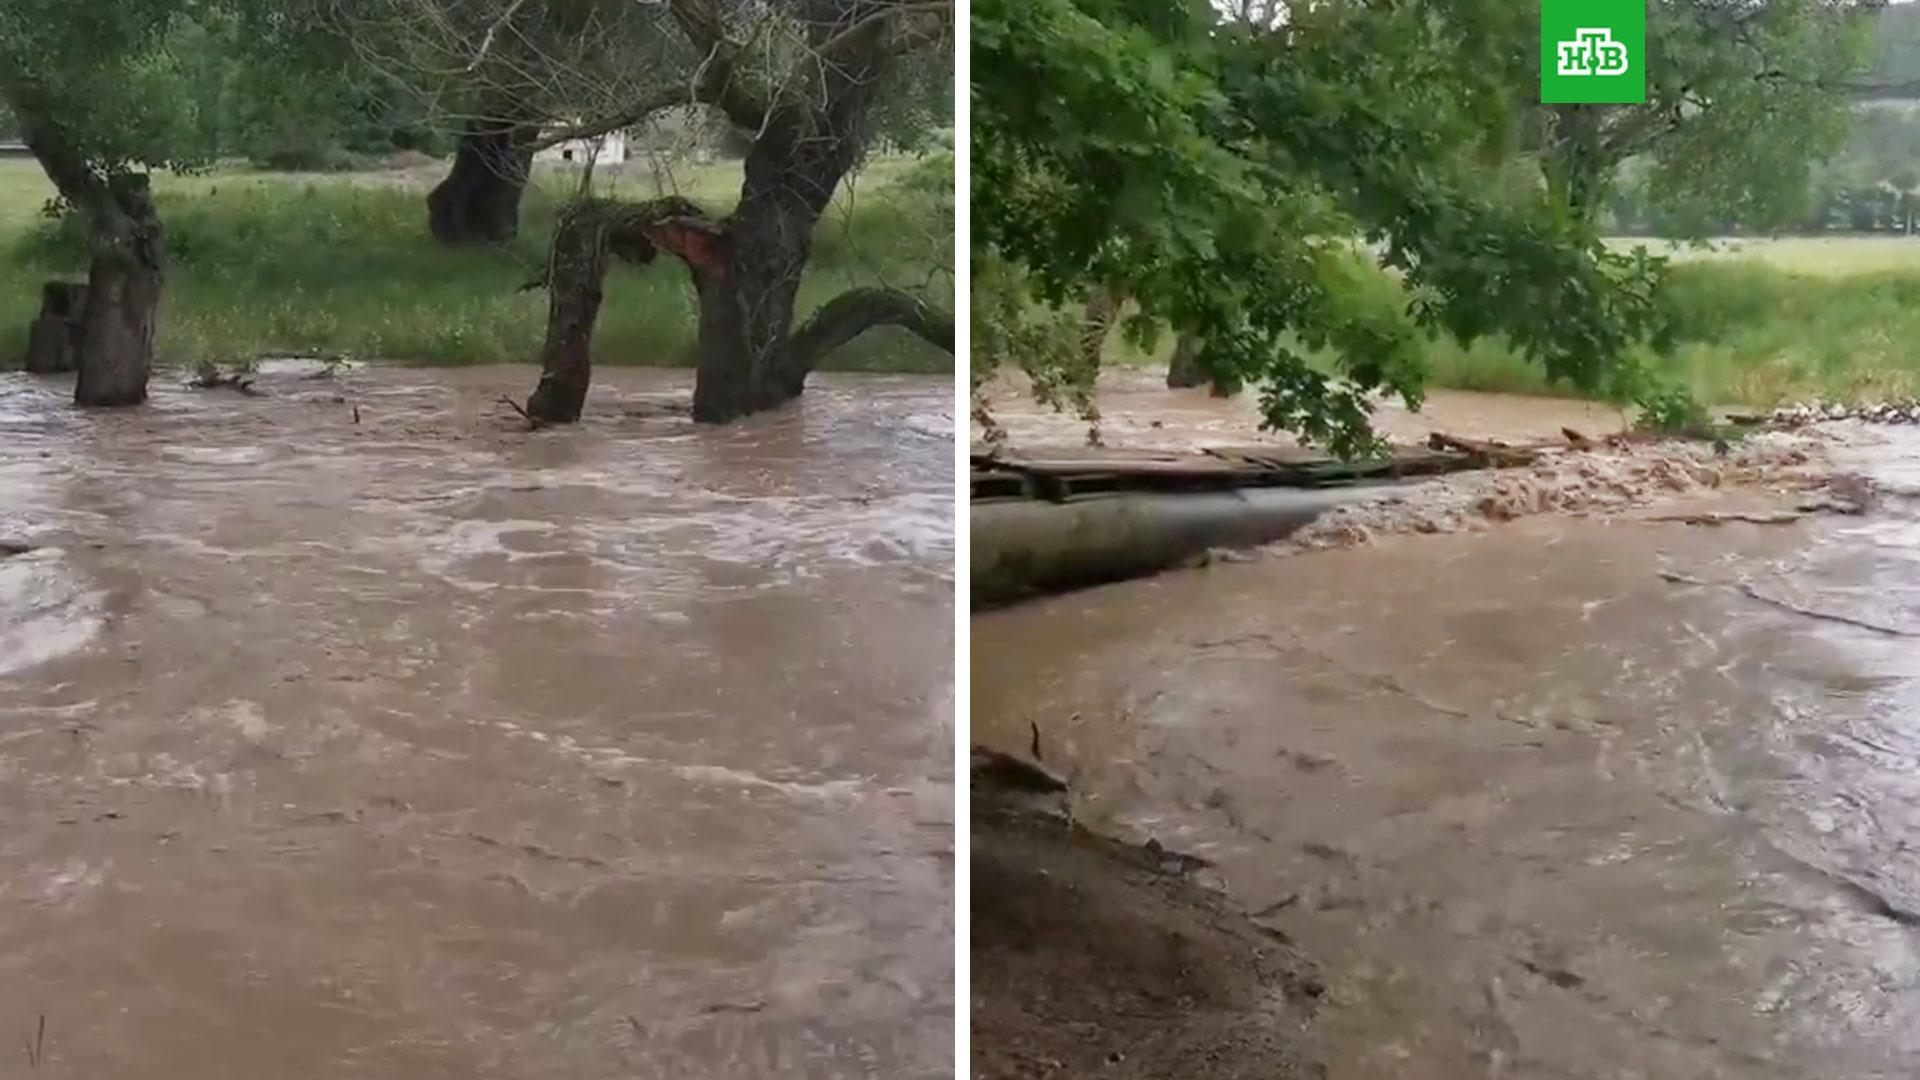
[
  {"xmin": 1426, "ymin": 258, "xmax": 1920, "ymax": 407},
  {"xmin": 0, "ymin": 156, "xmax": 953, "ymax": 373},
  {"xmin": 1092, "ymin": 236, "xmax": 1920, "ymax": 409}
]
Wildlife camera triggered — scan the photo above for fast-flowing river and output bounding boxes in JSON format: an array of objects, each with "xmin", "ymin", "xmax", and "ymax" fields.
[
  {"xmin": 0, "ymin": 364, "xmax": 954, "ymax": 1079},
  {"xmin": 975, "ymin": 425, "xmax": 1920, "ymax": 1078}
]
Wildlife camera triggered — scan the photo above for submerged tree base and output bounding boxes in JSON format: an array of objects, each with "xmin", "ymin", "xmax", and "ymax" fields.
[{"xmin": 525, "ymin": 198, "xmax": 953, "ymax": 426}]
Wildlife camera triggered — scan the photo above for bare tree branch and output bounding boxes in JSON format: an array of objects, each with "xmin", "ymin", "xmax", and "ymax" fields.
[{"xmin": 788, "ymin": 286, "xmax": 954, "ymax": 372}]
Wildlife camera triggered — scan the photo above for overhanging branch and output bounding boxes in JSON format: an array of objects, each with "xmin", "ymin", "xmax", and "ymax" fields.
[
  {"xmin": 527, "ymin": 86, "xmax": 692, "ymax": 152},
  {"xmin": 788, "ymin": 287, "xmax": 954, "ymax": 372}
]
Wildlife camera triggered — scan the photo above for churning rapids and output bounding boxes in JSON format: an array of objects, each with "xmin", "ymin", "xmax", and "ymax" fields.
[
  {"xmin": 975, "ymin": 418, "xmax": 1920, "ymax": 1078},
  {"xmin": 0, "ymin": 363, "xmax": 954, "ymax": 1079}
]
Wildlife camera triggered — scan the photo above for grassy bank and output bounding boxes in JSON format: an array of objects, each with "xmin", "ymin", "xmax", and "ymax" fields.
[
  {"xmin": 1095, "ymin": 235, "xmax": 1920, "ymax": 410},
  {"xmin": 0, "ymin": 155, "xmax": 953, "ymax": 373},
  {"xmin": 1431, "ymin": 244, "xmax": 1920, "ymax": 407}
]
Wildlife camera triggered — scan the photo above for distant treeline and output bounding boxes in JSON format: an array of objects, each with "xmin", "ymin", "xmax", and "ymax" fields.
[
  {"xmin": 1607, "ymin": 5, "xmax": 1920, "ymax": 237},
  {"xmin": 1605, "ymin": 107, "xmax": 1920, "ymax": 236}
]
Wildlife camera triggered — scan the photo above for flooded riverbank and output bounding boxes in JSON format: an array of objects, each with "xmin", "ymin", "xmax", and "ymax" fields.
[
  {"xmin": 974, "ymin": 423, "xmax": 1920, "ymax": 1078},
  {"xmin": 0, "ymin": 365, "xmax": 954, "ymax": 1078}
]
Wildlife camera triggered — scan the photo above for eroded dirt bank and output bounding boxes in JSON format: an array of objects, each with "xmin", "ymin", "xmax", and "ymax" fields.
[
  {"xmin": 0, "ymin": 364, "xmax": 954, "ymax": 1078},
  {"xmin": 973, "ymin": 775, "xmax": 1326, "ymax": 1080},
  {"xmin": 974, "ymin": 408, "xmax": 1920, "ymax": 1077}
]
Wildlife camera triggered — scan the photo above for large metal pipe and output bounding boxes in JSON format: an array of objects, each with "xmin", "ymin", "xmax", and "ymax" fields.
[{"xmin": 972, "ymin": 485, "xmax": 1403, "ymax": 607}]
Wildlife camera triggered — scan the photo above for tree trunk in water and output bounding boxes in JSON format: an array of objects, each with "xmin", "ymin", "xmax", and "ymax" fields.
[
  {"xmin": 1166, "ymin": 335, "xmax": 1206, "ymax": 388},
  {"xmin": 522, "ymin": 198, "xmax": 950, "ymax": 423},
  {"xmin": 74, "ymin": 175, "xmax": 163, "ymax": 407},
  {"xmin": 428, "ymin": 123, "xmax": 537, "ymax": 246},
  {"xmin": 1165, "ymin": 334, "xmax": 1235, "ymax": 396},
  {"xmin": 523, "ymin": 198, "xmax": 699, "ymax": 423},
  {"xmin": 685, "ymin": 9, "xmax": 897, "ymax": 424},
  {"xmin": 522, "ymin": 9, "xmax": 949, "ymax": 425},
  {"xmin": 525, "ymin": 209, "xmax": 611, "ymax": 423},
  {"xmin": 1079, "ymin": 288, "xmax": 1120, "ymax": 374},
  {"xmin": 24, "ymin": 130, "xmax": 166, "ymax": 407},
  {"xmin": 688, "ymin": 190, "xmax": 813, "ymax": 423},
  {"xmin": 22, "ymin": 281, "xmax": 86, "ymax": 374}
]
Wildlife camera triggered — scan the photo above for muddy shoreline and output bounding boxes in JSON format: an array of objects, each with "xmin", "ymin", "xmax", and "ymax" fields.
[{"xmin": 973, "ymin": 777, "xmax": 1325, "ymax": 1080}]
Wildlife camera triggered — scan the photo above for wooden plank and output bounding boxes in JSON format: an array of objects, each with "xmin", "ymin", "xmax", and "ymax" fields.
[{"xmin": 970, "ymin": 440, "xmax": 1515, "ymax": 503}]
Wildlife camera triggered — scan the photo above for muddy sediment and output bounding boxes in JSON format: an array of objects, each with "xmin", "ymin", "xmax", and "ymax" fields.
[
  {"xmin": 0, "ymin": 363, "xmax": 954, "ymax": 1078},
  {"xmin": 973, "ymin": 777, "xmax": 1325, "ymax": 1080}
]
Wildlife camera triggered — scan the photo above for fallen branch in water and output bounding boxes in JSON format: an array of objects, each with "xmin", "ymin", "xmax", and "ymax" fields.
[
  {"xmin": 187, "ymin": 364, "xmax": 261, "ymax": 396},
  {"xmin": 498, "ymin": 395, "xmax": 546, "ymax": 431},
  {"xmin": 1660, "ymin": 570, "xmax": 1920, "ymax": 637},
  {"xmin": 972, "ymin": 746, "xmax": 1068, "ymax": 794},
  {"xmin": 1426, "ymin": 432, "xmax": 1540, "ymax": 467}
]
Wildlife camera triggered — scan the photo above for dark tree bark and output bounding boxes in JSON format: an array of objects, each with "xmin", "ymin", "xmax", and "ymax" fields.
[
  {"xmin": 523, "ymin": 200, "xmax": 951, "ymax": 424},
  {"xmin": 683, "ymin": 15, "xmax": 898, "ymax": 424},
  {"xmin": 75, "ymin": 174, "xmax": 164, "ymax": 407},
  {"xmin": 21, "ymin": 280, "xmax": 86, "ymax": 374},
  {"xmin": 26, "ymin": 131, "xmax": 164, "ymax": 407},
  {"xmin": 1166, "ymin": 334, "xmax": 1204, "ymax": 388},
  {"xmin": 1079, "ymin": 287, "xmax": 1118, "ymax": 376},
  {"xmin": 787, "ymin": 287, "xmax": 953, "ymax": 364},
  {"xmin": 524, "ymin": 198, "xmax": 692, "ymax": 423},
  {"xmin": 427, "ymin": 119, "xmax": 540, "ymax": 245},
  {"xmin": 523, "ymin": 211, "xmax": 610, "ymax": 423},
  {"xmin": 1165, "ymin": 334, "xmax": 1233, "ymax": 396}
]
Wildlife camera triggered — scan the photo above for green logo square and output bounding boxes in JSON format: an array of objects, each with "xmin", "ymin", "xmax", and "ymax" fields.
[{"xmin": 1541, "ymin": 0, "xmax": 1646, "ymax": 104}]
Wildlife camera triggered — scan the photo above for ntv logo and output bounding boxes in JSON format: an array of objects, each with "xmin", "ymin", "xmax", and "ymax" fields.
[
  {"xmin": 1556, "ymin": 28, "xmax": 1630, "ymax": 77},
  {"xmin": 1541, "ymin": 2, "xmax": 1642, "ymax": 103}
]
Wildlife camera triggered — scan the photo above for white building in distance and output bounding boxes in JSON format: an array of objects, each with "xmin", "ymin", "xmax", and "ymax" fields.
[{"xmin": 534, "ymin": 129, "xmax": 628, "ymax": 167}]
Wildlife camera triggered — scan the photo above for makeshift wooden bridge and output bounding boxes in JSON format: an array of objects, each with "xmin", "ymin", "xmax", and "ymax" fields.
[{"xmin": 971, "ymin": 434, "xmax": 1540, "ymax": 503}]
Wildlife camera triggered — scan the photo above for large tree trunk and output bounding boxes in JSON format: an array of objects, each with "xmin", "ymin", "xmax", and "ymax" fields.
[
  {"xmin": 75, "ymin": 175, "xmax": 164, "ymax": 407},
  {"xmin": 687, "ymin": 187, "xmax": 815, "ymax": 423},
  {"xmin": 427, "ymin": 120, "xmax": 539, "ymax": 246},
  {"xmin": 26, "ymin": 129, "xmax": 164, "ymax": 407},
  {"xmin": 1166, "ymin": 334, "xmax": 1207, "ymax": 388},
  {"xmin": 522, "ymin": 3, "xmax": 951, "ymax": 425},
  {"xmin": 524, "ymin": 208, "xmax": 611, "ymax": 422},
  {"xmin": 522, "ymin": 200, "xmax": 949, "ymax": 425},
  {"xmin": 684, "ymin": 19, "xmax": 894, "ymax": 425},
  {"xmin": 1165, "ymin": 334, "xmax": 1234, "ymax": 396},
  {"xmin": 523, "ymin": 197, "xmax": 707, "ymax": 423}
]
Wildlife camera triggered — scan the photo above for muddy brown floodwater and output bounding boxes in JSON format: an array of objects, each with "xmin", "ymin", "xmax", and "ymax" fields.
[
  {"xmin": 0, "ymin": 363, "xmax": 953, "ymax": 1079},
  {"xmin": 976, "ymin": 424, "xmax": 1920, "ymax": 1078}
]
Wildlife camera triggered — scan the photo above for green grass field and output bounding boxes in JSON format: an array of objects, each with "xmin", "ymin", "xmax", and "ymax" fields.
[
  {"xmin": 0, "ymin": 154, "xmax": 953, "ymax": 373},
  {"xmin": 1446, "ymin": 237, "xmax": 1920, "ymax": 407},
  {"xmin": 1097, "ymin": 234, "xmax": 1920, "ymax": 409}
]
